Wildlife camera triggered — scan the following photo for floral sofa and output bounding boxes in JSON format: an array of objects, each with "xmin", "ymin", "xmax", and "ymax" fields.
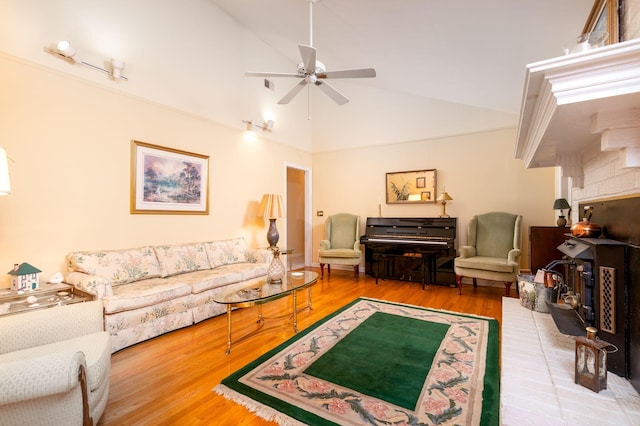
[{"xmin": 64, "ymin": 238, "xmax": 272, "ymax": 353}]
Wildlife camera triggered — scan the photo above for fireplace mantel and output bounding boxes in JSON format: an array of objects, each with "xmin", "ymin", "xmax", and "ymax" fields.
[{"xmin": 515, "ymin": 38, "xmax": 640, "ymax": 188}]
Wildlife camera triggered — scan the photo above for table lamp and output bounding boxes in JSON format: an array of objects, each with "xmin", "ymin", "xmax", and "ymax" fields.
[
  {"xmin": 436, "ymin": 192, "xmax": 452, "ymax": 218},
  {"xmin": 259, "ymin": 193, "xmax": 285, "ymax": 248},
  {"xmin": 553, "ymin": 198, "xmax": 571, "ymax": 227}
]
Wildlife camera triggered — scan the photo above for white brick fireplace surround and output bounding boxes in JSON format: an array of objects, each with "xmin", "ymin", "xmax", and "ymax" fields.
[{"xmin": 501, "ymin": 297, "xmax": 640, "ymax": 425}]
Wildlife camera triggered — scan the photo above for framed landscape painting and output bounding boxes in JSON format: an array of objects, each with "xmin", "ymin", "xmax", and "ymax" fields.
[
  {"xmin": 131, "ymin": 140, "xmax": 209, "ymax": 214},
  {"xmin": 386, "ymin": 169, "xmax": 437, "ymax": 204}
]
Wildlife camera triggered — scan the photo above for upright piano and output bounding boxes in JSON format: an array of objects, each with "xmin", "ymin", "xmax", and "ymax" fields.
[{"xmin": 360, "ymin": 217, "xmax": 457, "ymax": 287}]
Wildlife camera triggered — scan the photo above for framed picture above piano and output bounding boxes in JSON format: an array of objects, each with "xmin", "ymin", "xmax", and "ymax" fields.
[{"xmin": 385, "ymin": 169, "xmax": 437, "ymax": 204}]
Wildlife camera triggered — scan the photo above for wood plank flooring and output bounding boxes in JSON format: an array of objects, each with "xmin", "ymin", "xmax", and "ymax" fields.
[{"xmin": 99, "ymin": 268, "xmax": 514, "ymax": 425}]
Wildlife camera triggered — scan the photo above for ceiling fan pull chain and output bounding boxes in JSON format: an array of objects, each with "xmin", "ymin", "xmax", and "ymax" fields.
[
  {"xmin": 307, "ymin": 85, "xmax": 311, "ymax": 120},
  {"xmin": 309, "ymin": 0, "xmax": 314, "ymax": 47}
]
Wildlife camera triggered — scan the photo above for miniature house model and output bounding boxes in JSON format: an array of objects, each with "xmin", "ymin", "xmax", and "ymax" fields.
[{"xmin": 8, "ymin": 262, "xmax": 42, "ymax": 291}]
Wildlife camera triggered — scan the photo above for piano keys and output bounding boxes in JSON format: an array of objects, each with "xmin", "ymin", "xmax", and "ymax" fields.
[{"xmin": 360, "ymin": 217, "xmax": 457, "ymax": 287}]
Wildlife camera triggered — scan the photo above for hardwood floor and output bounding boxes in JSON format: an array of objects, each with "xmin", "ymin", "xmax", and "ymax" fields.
[{"xmin": 99, "ymin": 268, "xmax": 515, "ymax": 425}]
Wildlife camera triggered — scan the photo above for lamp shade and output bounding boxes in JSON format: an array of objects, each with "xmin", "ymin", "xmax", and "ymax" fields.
[
  {"xmin": 0, "ymin": 147, "xmax": 11, "ymax": 195},
  {"xmin": 259, "ymin": 193, "xmax": 284, "ymax": 219},
  {"xmin": 436, "ymin": 192, "xmax": 453, "ymax": 202},
  {"xmin": 553, "ymin": 198, "xmax": 570, "ymax": 210}
]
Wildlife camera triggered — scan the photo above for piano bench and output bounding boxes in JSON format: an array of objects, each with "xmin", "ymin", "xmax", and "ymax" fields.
[{"xmin": 373, "ymin": 253, "xmax": 430, "ymax": 290}]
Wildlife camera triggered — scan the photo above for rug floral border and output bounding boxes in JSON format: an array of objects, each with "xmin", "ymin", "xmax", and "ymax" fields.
[{"xmin": 216, "ymin": 297, "xmax": 499, "ymax": 426}]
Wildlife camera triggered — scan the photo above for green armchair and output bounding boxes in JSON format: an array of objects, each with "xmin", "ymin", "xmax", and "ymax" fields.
[
  {"xmin": 454, "ymin": 212, "xmax": 522, "ymax": 295},
  {"xmin": 318, "ymin": 213, "xmax": 362, "ymax": 279}
]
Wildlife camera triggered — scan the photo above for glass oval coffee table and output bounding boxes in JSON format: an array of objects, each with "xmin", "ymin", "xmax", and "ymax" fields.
[{"xmin": 213, "ymin": 271, "xmax": 319, "ymax": 354}]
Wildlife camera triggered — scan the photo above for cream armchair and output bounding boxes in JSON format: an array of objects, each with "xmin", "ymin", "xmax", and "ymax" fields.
[
  {"xmin": 454, "ymin": 212, "xmax": 522, "ymax": 295},
  {"xmin": 318, "ymin": 213, "xmax": 362, "ymax": 279},
  {"xmin": 0, "ymin": 300, "xmax": 111, "ymax": 425}
]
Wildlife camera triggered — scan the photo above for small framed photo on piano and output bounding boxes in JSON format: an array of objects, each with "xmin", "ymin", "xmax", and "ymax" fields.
[{"xmin": 386, "ymin": 169, "xmax": 437, "ymax": 204}]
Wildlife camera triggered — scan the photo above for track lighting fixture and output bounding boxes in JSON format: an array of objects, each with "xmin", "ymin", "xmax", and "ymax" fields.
[
  {"xmin": 56, "ymin": 40, "xmax": 82, "ymax": 63},
  {"xmin": 46, "ymin": 40, "xmax": 128, "ymax": 81},
  {"xmin": 242, "ymin": 119, "xmax": 275, "ymax": 132}
]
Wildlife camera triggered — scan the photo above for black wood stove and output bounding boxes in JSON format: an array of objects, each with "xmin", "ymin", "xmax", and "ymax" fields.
[{"xmin": 554, "ymin": 236, "xmax": 628, "ymax": 378}]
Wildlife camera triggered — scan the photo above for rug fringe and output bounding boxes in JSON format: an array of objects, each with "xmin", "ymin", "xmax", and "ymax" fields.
[{"xmin": 213, "ymin": 384, "xmax": 307, "ymax": 426}]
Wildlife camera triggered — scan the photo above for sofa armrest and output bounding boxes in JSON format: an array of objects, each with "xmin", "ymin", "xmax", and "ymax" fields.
[
  {"xmin": 0, "ymin": 351, "xmax": 86, "ymax": 405},
  {"xmin": 458, "ymin": 246, "xmax": 476, "ymax": 258},
  {"xmin": 64, "ymin": 272, "xmax": 112, "ymax": 299},
  {"xmin": 0, "ymin": 302, "xmax": 105, "ymax": 353},
  {"xmin": 508, "ymin": 248, "xmax": 522, "ymax": 265},
  {"xmin": 320, "ymin": 239, "xmax": 330, "ymax": 250}
]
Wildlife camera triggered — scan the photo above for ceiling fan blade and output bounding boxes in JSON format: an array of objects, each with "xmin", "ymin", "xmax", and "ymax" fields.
[
  {"xmin": 245, "ymin": 71, "xmax": 301, "ymax": 78},
  {"xmin": 278, "ymin": 80, "xmax": 308, "ymax": 104},
  {"xmin": 315, "ymin": 80, "xmax": 349, "ymax": 105},
  {"xmin": 298, "ymin": 45, "xmax": 317, "ymax": 73},
  {"xmin": 319, "ymin": 68, "xmax": 377, "ymax": 79}
]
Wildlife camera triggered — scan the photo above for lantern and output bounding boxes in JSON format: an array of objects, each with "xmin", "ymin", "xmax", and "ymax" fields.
[{"xmin": 575, "ymin": 326, "xmax": 609, "ymax": 392}]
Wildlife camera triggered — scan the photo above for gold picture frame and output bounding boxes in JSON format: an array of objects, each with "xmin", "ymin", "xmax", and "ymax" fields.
[
  {"xmin": 131, "ymin": 140, "xmax": 209, "ymax": 214},
  {"xmin": 583, "ymin": 0, "xmax": 619, "ymax": 46},
  {"xmin": 385, "ymin": 169, "xmax": 437, "ymax": 204}
]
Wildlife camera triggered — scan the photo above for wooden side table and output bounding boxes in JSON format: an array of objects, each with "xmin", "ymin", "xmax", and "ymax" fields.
[
  {"xmin": 529, "ymin": 226, "xmax": 569, "ymax": 274},
  {"xmin": 0, "ymin": 283, "xmax": 91, "ymax": 317}
]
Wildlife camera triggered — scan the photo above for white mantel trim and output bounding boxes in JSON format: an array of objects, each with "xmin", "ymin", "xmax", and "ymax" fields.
[{"xmin": 515, "ymin": 38, "xmax": 640, "ymax": 187}]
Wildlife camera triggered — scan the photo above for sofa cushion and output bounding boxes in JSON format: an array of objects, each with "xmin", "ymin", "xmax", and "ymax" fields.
[
  {"xmin": 187, "ymin": 263, "xmax": 269, "ymax": 294},
  {"xmin": 153, "ymin": 243, "xmax": 211, "ymax": 278},
  {"xmin": 205, "ymin": 238, "xmax": 247, "ymax": 267},
  {"xmin": 67, "ymin": 246, "xmax": 161, "ymax": 285},
  {"xmin": 102, "ymin": 278, "xmax": 193, "ymax": 313},
  {"xmin": 318, "ymin": 248, "xmax": 361, "ymax": 259},
  {"xmin": 182, "ymin": 268, "xmax": 242, "ymax": 294},
  {"xmin": 454, "ymin": 256, "xmax": 515, "ymax": 273}
]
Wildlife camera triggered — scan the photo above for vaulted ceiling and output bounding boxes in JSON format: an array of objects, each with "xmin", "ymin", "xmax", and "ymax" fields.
[
  {"xmin": 211, "ymin": 0, "xmax": 594, "ymax": 151},
  {"xmin": 0, "ymin": 0, "xmax": 595, "ymax": 153}
]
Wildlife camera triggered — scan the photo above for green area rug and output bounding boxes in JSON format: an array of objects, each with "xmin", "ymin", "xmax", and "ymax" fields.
[{"xmin": 214, "ymin": 297, "xmax": 499, "ymax": 425}]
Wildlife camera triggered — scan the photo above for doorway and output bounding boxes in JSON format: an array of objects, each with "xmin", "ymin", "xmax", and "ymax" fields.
[{"xmin": 286, "ymin": 165, "xmax": 311, "ymax": 270}]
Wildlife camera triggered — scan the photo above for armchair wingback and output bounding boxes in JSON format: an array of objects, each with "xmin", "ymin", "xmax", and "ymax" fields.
[
  {"xmin": 0, "ymin": 301, "xmax": 111, "ymax": 425},
  {"xmin": 454, "ymin": 212, "xmax": 522, "ymax": 295},
  {"xmin": 318, "ymin": 213, "xmax": 362, "ymax": 279}
]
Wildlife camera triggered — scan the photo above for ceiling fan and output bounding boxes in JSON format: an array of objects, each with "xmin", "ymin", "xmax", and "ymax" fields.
[{"xmin": 245, "ymin": 0, "xmax": 376, "ymax": 106}]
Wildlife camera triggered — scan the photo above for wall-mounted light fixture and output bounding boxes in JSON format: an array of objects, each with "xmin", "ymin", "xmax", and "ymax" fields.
[
  {"xmin": 243, "ymin": 119, "xmax": 275, "ymax": 132},
  {"xmin": 56, "ymin": 40, "xmax": 82, "ymax": 63},
  {"xmin": 46, "ymin": 40, "xmax": 128, "ymax": 81}
]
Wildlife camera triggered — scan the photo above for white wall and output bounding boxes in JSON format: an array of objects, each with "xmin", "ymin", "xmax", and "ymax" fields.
[
  {"xmin": 0, "ymin": 0, "xmax": 313, "ymax": 152},
  {"xmin": 312, "ymin": 128, "xmax": 557, "ymax": 271},
  {"xmin": 0, "ymin": 54, "xmax": 311, "ymax": 284}
]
